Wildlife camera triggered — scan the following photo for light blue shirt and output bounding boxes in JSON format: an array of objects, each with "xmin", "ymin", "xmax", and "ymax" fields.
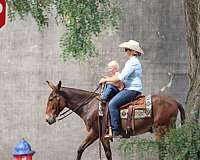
[{"xmin": 118, "ymin": 56, "xmax": 142, "ymax": 92}]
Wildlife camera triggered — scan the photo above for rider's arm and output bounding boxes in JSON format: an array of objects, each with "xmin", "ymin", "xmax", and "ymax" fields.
[
  {"xmin": 105, "ymin": 75, "xmax": 120, "ymax": 83},
  {"xmin": 99, "ymin": 74, "xmax": 120, "ymax": 84},
  {"xmin": 118, "ymin": 60, "xmax": 136, "ymax": 81}
]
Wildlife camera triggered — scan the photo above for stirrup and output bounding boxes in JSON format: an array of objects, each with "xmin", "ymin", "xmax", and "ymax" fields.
[{"xmin": 104, "ymin": 127, "xmax": 112, "ymax": 139}]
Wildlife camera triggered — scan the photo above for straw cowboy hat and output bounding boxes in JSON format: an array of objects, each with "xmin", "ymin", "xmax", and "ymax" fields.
[{"xmin": 119, "ymin": 40, "xmax": 144, "ymax": 54}]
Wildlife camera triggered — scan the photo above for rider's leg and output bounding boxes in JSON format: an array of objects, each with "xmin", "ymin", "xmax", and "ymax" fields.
[
  {"xmin": 101, "ymin": 84, "xmax": 119, "ymax": 102},
  {"xmin": 108, "ymin": 90, "xmax": 141, "ymax": 135}
]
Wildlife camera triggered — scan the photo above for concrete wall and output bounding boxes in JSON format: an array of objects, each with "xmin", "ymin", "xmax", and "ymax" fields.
[{"xmin": 0, "ymin": 0, "xmax": 187, "ymax": 159}]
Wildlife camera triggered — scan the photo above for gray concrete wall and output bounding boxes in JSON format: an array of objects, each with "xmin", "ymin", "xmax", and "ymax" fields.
[{"xmin": 0, "ymin": 0, "xmax": 187, "ymax": 160}]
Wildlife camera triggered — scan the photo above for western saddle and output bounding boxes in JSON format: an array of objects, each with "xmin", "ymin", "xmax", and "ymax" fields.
[{"xmin": 99, "ymin": 94, "xmax": 152, "ymax": 138}]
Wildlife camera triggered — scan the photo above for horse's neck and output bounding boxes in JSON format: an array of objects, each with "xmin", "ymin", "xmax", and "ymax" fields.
[{"xmin": 61, "ymin": 87, "xmax": 97, "ymax": 117}]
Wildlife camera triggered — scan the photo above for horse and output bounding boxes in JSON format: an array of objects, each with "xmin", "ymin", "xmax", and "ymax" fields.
[{"xmin": 45, "ymin": 81, "xmax": 185, "ymax": 160}]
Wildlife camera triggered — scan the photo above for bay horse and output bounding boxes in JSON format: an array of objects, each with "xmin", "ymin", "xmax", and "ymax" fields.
[{"xmin": 45, "ymin": 81, "xmax": 185, "ymax": 160}]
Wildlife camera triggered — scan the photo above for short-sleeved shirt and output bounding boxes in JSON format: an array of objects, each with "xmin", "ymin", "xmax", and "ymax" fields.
[{"xmin": 118, "ymin": 56, "xmax": 142, "ymax": 92}]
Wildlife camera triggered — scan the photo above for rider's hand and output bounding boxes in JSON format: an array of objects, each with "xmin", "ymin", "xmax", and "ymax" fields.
[{"xmin": 99, "ymin": 78, "xmax": 107, "ymax": 84}]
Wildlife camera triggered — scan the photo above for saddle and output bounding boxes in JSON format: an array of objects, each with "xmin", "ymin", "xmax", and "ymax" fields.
[
  {"xmin": 120, "ymin": 94, "xmax": 146, "ymax": 110},
  {"xmin": 120, "ymin": 95, "xmax": 152, "ymax": 136},
  {"xmin": 99, "ymin": 94, "xmax": 152, "ymax": 138}
]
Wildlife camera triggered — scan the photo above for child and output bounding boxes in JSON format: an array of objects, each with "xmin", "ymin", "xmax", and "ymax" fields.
[{"xmin": 100, "ymin": 60, "xmax": 124, "ymax": 102}]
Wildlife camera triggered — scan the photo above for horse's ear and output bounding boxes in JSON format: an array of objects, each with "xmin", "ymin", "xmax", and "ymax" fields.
[
  {"xmin": 57, "ymin": 81, "xmax": 62, "ymax": 90},
  {"xmin": 46, "ymin": 81, "xmax": 56, "ymax": 90}
]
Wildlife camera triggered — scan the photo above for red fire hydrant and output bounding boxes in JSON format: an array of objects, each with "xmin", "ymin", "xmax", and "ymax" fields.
[{"xmin": 13, "ymin": 139, "xmax": 35, "ymax": 160}]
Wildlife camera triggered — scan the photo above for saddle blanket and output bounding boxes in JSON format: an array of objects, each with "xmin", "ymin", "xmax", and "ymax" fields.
[{"xmin": 120, "ymin": 95, "xmax": 152, "ymax": 119}]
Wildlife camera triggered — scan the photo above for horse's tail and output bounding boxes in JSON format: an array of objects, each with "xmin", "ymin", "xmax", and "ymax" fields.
[{"xmin": 177, "ymin": 102, "xmax": 186, "ymax": 125}]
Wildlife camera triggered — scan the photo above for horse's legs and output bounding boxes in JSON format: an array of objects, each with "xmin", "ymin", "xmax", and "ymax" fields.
[
  {"xmin": 154, "ymin": 116, "xmax": 176, "ymax": 141},
  {"xmin": 101, "ymin": 138, "xmax": 112, "ymax": 160},
  {"xmin": 76, "ymin": 129, "xmax": 98, "ymax": 160},
  {"xmin": 154, "ymin": 125, "xmax": 170, "ymax": 160},
  {"xmin": 154, "ymin": 125, "xmax": 170, "ymax": 141},
  {"xmin": 154, "ymin": 126, "xmax": 164, "ymax": 160}
]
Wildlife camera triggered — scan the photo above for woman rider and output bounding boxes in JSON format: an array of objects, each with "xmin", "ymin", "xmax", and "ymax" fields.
[{"xmin": 99, "ymin": 40, "xmax": 144, "ymax": 137}]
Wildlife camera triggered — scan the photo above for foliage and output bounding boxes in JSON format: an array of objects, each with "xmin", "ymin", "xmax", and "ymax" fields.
[
  {"xmin": 118, "ymin": 137, "xmax": 158, "ymax": 159},
  {"xmin": 6, "ymin": 0, "xmax": 50, "ymax": 30},
  {"xmin": 119, "ymin": 122, "xmax": 200, "ymax": 160},
  {"xmin": 161, "ymin": 122, "xmax": 200, "ymax": 160},
  {"xmin": 6, "ymin": 0, "xmax": 122, "ymax": 60}
]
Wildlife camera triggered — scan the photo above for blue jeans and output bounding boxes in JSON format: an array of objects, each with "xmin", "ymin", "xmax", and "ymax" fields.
[
  {"xmin": 101, "ymin": 84, "xmax": 119, "ymax": 102},
  {"xmin": 108, "ymin": 89, "xmax": 141, "ymax": 132}
]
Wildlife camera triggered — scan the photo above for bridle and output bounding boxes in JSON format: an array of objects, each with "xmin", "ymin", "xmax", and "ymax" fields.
[{"xmin": 57, "ymin": 85, "xmax": 100, "ymax": 121}]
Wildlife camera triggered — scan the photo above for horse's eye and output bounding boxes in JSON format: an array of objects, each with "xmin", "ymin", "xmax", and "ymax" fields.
[{"xmin": 49, "ymin": 98, "xmax": 53, "ymax": 101}]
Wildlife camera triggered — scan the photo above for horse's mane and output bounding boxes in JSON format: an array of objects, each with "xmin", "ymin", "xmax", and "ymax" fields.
[
  {"xmin": 61, "ymin": 86, "xmax": 99, "ymax": 96},
  {"xmin": 59, "ymin": 87, "xmax": 99, "ymax": 110}
]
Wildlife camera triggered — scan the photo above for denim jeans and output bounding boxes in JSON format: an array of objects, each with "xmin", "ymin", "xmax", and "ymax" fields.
[
  {"xmin": 108, "ymin": 89, "xmax": 141, "ymax": 132},
  {"xmin": 101, "ymin": 84, "xmax": 119, "ymax": 102}
]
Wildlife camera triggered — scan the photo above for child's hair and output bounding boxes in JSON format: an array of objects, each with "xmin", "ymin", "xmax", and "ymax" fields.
[{"xmin": 107, "ymin": 60, "xmax": 119, "ymax": 70}]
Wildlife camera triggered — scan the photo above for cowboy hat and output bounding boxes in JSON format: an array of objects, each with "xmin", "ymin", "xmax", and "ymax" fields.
[{"xmin": 119, "ymin": 40, "xmax": 144, "ymax": 54}]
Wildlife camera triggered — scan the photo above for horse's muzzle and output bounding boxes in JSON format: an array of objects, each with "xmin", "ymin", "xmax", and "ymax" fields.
[{"xmin": 46, "ymin": 115, "xmax": 56, "ymax": 125}]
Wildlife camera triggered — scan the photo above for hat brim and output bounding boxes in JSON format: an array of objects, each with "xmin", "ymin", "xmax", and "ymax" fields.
[{"xmin": 119, "ymin": 42, "xmax": 144, "ymax": 54}]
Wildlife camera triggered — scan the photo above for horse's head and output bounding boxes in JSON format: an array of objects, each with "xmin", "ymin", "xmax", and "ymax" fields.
[{"xmin": 45, "ymin": 81, "xmax": 66, "ymax": 125}]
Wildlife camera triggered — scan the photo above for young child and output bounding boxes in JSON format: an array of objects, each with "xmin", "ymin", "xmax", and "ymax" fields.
[{"xmin": 100, "ymin": 60, "xmax": 124, "ymax": 102}]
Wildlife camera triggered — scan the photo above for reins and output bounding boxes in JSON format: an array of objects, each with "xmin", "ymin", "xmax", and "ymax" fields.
[
  {"xmin": 97, "ymin": 84, "xmax": 105, "ymax": 160},
  {"xmin": 58, "ymin": 85, "xmax": 100, "ymax": 121}
]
